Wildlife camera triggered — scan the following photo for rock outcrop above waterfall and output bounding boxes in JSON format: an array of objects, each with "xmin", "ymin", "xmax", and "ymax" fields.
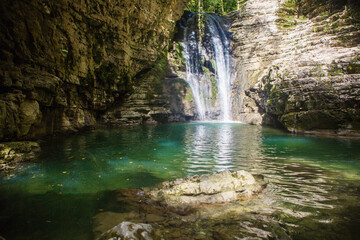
[
  {"xmin": 93, "ymin": 170, "xmax": 267, "ymax": 239},
  {"xmin": 229, "ymin": 0, "xmax": 360, "ymax": 135},
  {"xmin": 0, "ymin": 0, "xmax": 188, "ymax": 141}
]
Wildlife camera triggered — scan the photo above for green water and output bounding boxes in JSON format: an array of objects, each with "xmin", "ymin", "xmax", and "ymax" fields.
[{"xmin": 1, "ymin": 122, "xmax": 360, "ymax": 239}]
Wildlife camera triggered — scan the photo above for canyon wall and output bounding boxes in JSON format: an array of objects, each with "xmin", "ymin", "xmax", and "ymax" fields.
[
  {"xmin": 0, "ymin": 0, "xmax": 190, "ymax": 141},
  {"xmin": 229, "ymin": 0, "xmax": 360, "ymax": 135},
  {"xmin": 2, "ymin": 0, "xmax": 359, "ymax": 141}
]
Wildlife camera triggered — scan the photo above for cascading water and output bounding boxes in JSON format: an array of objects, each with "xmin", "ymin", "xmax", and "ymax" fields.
[{"xmin": 182, "ymin": 13, "xmax": 232, "ymax": 121}]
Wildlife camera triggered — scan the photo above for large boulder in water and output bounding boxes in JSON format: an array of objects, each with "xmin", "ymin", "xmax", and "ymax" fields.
[
  {"xmin": 147, "ymin": 170, "xmax": 265, "ymax": 207},
  {"xmin": 93, "ymin": 170, "xmax": 267, "ymax": 239},
  {"xmin": 97, "ymin": 221, "xmax": 154, "ymax": 240}
]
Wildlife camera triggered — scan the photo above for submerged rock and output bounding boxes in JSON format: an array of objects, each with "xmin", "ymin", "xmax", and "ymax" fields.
[
  {"xmin": 97, "ymin": 221, "xmax": 154, "ymax": 240},
  {"xmin": 148, "ymin": 170, "xmax": 265, "ymax": 207},
  {"xmin": 93, "ymin": 170, "xmax": 267, "ymax": 239}
]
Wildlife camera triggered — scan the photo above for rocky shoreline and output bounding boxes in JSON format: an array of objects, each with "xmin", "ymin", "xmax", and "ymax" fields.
[{"xmin": 0, "ymin": 141, "xmax": 40, "ymax": 172}]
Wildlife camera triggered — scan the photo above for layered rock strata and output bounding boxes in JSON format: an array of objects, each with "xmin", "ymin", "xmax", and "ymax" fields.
[
  {"xmin": 229, "ymin": 0, "xmax": 360, "ymax": 135},
  {"xmin": 101, "ymin": 55, "xmax": 195, "ymax": 125},
  {"xmin": 0, "ymin": 0, "xmax": 188, "ymax": 141}
]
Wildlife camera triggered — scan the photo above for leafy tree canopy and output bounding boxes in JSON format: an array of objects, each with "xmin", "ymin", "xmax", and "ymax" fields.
[{"xmin": 186, "ymin": 0, "xmax": 248, "ymax": 15}]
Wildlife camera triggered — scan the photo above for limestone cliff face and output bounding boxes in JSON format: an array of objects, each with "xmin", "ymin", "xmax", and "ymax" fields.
[
  {"xmin": 229, "ymin": 0, "xmax": 360, "ymax": 135},
  {"xmin": 0, "ymin": 0, "xmax": 188, "ymax": 141},
  {"xmin": 101, "ymin": 43, "xmax": 196, "ymax": 126}
]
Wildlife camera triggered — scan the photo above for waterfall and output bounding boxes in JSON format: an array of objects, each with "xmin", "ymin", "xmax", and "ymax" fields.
[{"xmin": 182, "ymin": 13, "xmax": 232, "ymax": 121}]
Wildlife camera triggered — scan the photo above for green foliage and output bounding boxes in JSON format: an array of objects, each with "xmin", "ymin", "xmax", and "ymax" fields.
[
  {"xmin": 175, "ymin": 43, "xmax": 185, "ymax": 66},
  {"xmin": 310, "ymin": 65, "xmax": 326, "ymax": 78},
  {"xmin": 347, "ymin": 56, "xmax": 360, "ymax": 74},
  {"xmin": 346, "ymin": 9, "xmax": 360, "ymax": 29},
  {"xmin": 146, "ymin": 57, "xmax": 170, "ymax": 100},
  {"xmin": 80, "ymin": 71, "xmax": 95, "ymax": 87},
  {"xmin": 185, "ymin": 85, "xmax": 194, "ymax": 101},
  {"xmin": 329, "ymin": 64, "xmax": 344, "ymax": 76},
  {"xmin": 312, "ymin": 6, "xmax": 360, "ymax": 47},
  {"xmin": 209, "ymin": 74, "xmax": 218, "ymax": 103},
  {"xmin": 186, "ymin": 0, "xmax": 248, "ymax": 15},
  {"xmin": 276, "ymin": 0, "xmax": 307, "ymax": 29},
  {"xmin": 94, "ymin": 62, "xmax": 118, "ymax": 85}
]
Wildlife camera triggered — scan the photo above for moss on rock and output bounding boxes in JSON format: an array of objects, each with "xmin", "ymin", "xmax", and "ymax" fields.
[
  {"xmin": 0, "ymin": 141, "xmax": 40, "ymax": 171},
  {"xmin": 0, "ymin": 0, "xmax": 188, "ymax": 140}
]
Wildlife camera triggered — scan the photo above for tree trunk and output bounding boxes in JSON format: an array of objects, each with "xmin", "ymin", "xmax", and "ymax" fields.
[
  {"xmin": 220, "ymin": 0, "xmax": 225, "ymax": 14},
  {"xmin": 197, "ymin": 0, "xmax": 201, "ymax": 43},
  {"xmin": 237, "ymin": 0, "xmax": 240, "ymax": 10}
]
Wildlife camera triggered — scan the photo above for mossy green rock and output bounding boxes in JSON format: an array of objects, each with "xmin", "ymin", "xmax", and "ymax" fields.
[
  {"xmin": 0, "ymin": 141, "xmax": 40, "ymax": 170},
  {"xmin": 260, "ymin": 73, "xmax": 360, "ymax": 134}
]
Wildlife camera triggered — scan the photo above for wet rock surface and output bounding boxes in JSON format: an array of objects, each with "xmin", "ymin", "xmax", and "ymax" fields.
[
  {"xmin": 97, "ymin": 222, "xmax": 154, "ymax": 240},
  {"xmin": 0, "ymin": 141, "xmax": 40, "ymax": 171},
  {"xmin": 92, "ymin": 164, "xmax": 360, "ymax": 240},
  {"xmin": 229, "ymin": 0, "xmax": 360, "ymax": 135},
  {"xmin": 148, "ymin": 170, "xmax": 264, "ymax": 207},
  {"xmin": 101, "ymin": 58, "xmax": 195, "ymax": 126},
  {"xmin": 93, "ymin": 170, "xmax": 267, "ymax": 239},
  {"xmin": 0, "ymin": 0, "xmax": 188, "ymax": 141}
]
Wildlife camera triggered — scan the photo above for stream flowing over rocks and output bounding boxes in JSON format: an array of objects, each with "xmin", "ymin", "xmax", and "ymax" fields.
[{"xmin": 93, "ymin": 170, "xmax": 267, "ymax": 240}]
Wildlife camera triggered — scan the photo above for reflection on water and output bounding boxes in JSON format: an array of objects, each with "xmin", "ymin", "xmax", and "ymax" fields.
[
  {"xmin": 184, "ymin": 123, "xmax": 234, "ymax": 173},
  {"xmin": 1, "ymin": 123, "xmax": 360, "ymax": 239},
  {"xmin": 215, "ymin": 123, "xmax": 233, "ymax": 170}
]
